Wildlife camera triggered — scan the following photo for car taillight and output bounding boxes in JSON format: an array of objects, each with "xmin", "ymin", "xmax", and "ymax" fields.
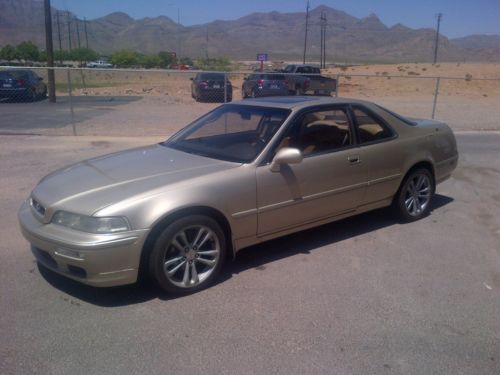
[
  {"xmin": 18, "ymin": 79, "xmax": 26, "ymax": 87},
  {"xmin": 304, "ymin": 79, "xmax": 310, "ymax": 89},
  {"xmin": 283, "ymin": 80, "xmax": 288, "ymax": 86},
  {"xmin": 257, "ymin": 79, "xmax": 264, "ymax": 86},
  {"xmin": 199, "ymin": 81, "xmax": 208, "ymax": 87}
]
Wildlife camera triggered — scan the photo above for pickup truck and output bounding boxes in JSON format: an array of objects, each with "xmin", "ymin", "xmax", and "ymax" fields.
[
  {"xmin": 282, "ymin": 64, "xmax": 337, "ymax": 96},
  {"xmin": 86, "ymin": 60, "xmax": 113, "ymax": 68}
]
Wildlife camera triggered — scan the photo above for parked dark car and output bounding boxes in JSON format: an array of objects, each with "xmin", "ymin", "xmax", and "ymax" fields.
[
  {"xmin": 242, "ymin": 72, "xmax": 289, "ymax": 98},
  {"xmin": 0, "ymin": 69, "xmax": 47, "ymax": 102},
  {"xmin": 191, "ymin": 73, "xmax": 232, "ymax": 102}
]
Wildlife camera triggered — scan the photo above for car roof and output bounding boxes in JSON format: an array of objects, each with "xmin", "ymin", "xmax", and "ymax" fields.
[{"xmin": 227, "ymin": 96, "xmax": 374, "ymax": 110}]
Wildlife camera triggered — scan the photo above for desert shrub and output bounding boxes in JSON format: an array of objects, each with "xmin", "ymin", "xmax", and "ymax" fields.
[
  {"xmin": 465, "ymin": 73, "xmax": 472, "ymax": 81},
  {"xmin": 407, "ymin": 71, "xmax": 420, "ymax": 76}
]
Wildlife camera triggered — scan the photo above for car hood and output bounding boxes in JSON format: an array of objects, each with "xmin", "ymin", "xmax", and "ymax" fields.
[{"xmin": 32, "ymin": 144, "xmax": 239, "ymax": 217}]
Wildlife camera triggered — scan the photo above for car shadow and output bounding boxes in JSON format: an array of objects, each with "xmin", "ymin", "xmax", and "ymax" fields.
[
  {"xmin": 37, "ymin": 194, "xmax": 453, "ymax": 307},
  {"xmin": 0, "ymin": 95, "xmax": 143, "ymax": 130}
]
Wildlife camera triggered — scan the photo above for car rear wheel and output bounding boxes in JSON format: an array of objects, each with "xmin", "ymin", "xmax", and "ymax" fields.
[
  {"xmin": 29, "ymin": 89, "xmax": 37, "ymax": 102},
  {"xmin": 149, "ymin": 215, "xmax": 226, "ymax": 294},
  {"xmin": 394, "ymin": 168, "xmax": 434, "ymax": 222}
]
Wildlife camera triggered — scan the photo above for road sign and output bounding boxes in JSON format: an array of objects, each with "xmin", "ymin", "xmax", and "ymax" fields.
[{"xmin": 256, "ymin": 53, "xmax": 268, "ymax": 62}]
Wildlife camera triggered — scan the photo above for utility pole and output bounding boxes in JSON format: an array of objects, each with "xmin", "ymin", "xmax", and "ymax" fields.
[
  {"xmin": 320, "ymin": 11, "xmax": 327, "ymax": 68},
  {"xmin": 302, "ymin": 0, "xmax": 310, "ymax": 64},
  {"xmin": 67, "ymin": 11, "xmax": 72, "ymax": 50},
  {"xmin": 44, "ymin": 0, "xmax": 56, "ymax": 102},
  {"xmin": 205, "ymin": 26, "xmax": 209, "ymax": 60},
  {"xmin": 433, "ymin": 13, "xmax": 443, "ymax": 64},
  {"xmin": 177, "ymin": 8, "xmax": 181, "ymax": 62},
  {"xmin": 84, "ymin": 17, "xmax": 89, "ymax": 49},
  {"xmin": 75, "ymin": 17, "xmax": 82, "ymax": 49},
  {"xmin": 56, "ymin": 11, "xmax": 63, "ymax": 64}
]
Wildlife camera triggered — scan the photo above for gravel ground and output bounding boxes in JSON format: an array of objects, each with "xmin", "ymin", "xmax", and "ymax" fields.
[{"xmin": 0, "ymin": 132, "xmax": 499, "ymax": 374}]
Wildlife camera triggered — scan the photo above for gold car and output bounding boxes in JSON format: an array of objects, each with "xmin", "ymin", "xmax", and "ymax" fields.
[{"xmin": 18, "ymin": 97, "xmax": 458, "ymax": 294}]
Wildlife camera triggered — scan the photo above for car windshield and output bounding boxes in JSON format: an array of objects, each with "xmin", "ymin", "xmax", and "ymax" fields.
[
  {"xmin": 199, "ymin": 73, "xmax": 225, "ymax": 81},
  {"xmin": 163, "ymin": 104, "xmax": 291, "ymax": 163}
]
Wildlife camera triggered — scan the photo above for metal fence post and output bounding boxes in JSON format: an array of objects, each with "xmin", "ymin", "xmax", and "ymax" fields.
[
  {"xmin": 431, "ymin": 77, "xmax": 441, "ymax": 119},
  {"xmin": 224, "ymin": 72, "xmax": 227, "ymax": 103},
  {"xmin": 66, "ymin": 68, "xmax": 77, "ymax": 136},
  {"xmin": 335, "ymin": 74, "xmax": 340, "ymax": 97}
]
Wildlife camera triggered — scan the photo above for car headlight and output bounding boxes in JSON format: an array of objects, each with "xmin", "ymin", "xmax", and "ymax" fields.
[{"xmin": 51, "ymin": 211, "xmax": 130, "ymax": 234}]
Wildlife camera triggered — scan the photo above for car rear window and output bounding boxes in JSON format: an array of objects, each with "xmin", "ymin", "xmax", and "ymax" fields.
[
  {"xmin": 262, "ymin": 74, "xmax": 285, "ymax": 80},
  {"xmin": 200, "ymin": 73, "xmax": 225, "ymax": 81}
]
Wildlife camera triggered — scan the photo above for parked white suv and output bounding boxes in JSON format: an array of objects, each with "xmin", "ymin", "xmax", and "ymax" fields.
[{"xmin": 87, "ymin": 60, "xmax": 113, "ymax": 68}]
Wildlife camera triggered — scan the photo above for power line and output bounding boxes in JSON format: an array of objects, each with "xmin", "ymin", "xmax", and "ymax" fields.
[
  {"xmin": 433, "ymin": 13, "xmax": 443, "ymax": 64},
  {"xmin": 66, "ymin": 11, "xmax": 72, "ymax": 50},
  {"xmin": 302, "ymin": 0, "xmax": 310, "ymax": 64},
  {"xmin": 84, "ymin": 17, "xmax": 89, "ymax": 49}
]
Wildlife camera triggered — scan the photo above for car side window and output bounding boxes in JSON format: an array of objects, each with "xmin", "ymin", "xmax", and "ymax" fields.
[
  {"xmin": 352, "ymin": 107, "xmax": 392, "ymax": 143},
  {"xmin": 276, "ymin": 108, "xmax": 353, "ymax": 157}
]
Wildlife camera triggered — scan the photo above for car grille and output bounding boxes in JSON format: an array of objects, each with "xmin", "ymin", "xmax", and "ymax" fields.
[{"xmin": 31, "ymin": 198, "xmax": 46, "ymax": 216}]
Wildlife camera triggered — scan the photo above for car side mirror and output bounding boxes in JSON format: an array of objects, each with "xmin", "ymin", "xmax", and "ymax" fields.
[
  {"xmin": 243, "ymin": 77, "xmax": 247, "ymax": 80},
  {"xmin": 38, "ymin": 77, "xmax": 43, "ymax": 81},
  {"xmin": 190, "ymin": 77, "xmax": 194, "ymax": 81},
  {"xmin": 270, "ymin": 147, "xmax": 303, "ymax": 172}
]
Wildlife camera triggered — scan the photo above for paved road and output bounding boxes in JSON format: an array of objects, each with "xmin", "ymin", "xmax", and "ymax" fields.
[{"xmin": 0, "ymin": 133, "xmax": 499, "ymax": 375}]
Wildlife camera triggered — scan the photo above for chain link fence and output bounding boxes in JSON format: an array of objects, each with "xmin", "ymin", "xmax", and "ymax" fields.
[{"xmin": 1, "ymin": 66, "xmax": 499, "ymax": 136}]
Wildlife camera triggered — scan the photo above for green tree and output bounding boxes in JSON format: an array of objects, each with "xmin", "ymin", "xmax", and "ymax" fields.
[
  {"xmin": 54, "ymin": 49, "xmax": 70, "ymax": 62},
  {"xmin": 179, "ymin": 57, "xmax": 193, "ymax": 66},
  {"xmin": 138, "ymin": 54, "xmax": 161, "ymax": 69},
  {"xmin": 38, "ymin": 50, "xmax": 47, "ymax": 62},
  {"xmin": 110, "ymin": 50, "xmax": 139, "ymax": 67},
  {"xmin": 158, "ymin": 51, "xmax": 175, "ymax": 68},
  {"xmin": 0, "ymin": 44, "xmax": 17, "ymax": 61},
  {"xmin": 16, "ymin": 41, "xmax": 39, "ymax": 62},
  {"xmin": 69, "ymin": 48, "xmax": 99, "ymax": 62}
]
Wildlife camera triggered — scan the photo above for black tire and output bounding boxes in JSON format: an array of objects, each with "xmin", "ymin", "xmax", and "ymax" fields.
[
  {"xmin": 250, "ymin": 89, "xmax": 257, "ymax": 98},
  {"xmin": 393, "ymin": 168, "xmax": 435, "ymax": 222},
  {"xmin": 28, "ymin": 89, "xmax": 37, "ymax": 102},
  {"xmin": 148, "ymin": 215, "xmax": 226, "ymax": 295}
]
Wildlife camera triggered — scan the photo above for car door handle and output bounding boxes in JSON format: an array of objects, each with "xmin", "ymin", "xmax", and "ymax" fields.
[{"xmin": 347, "ymin": 155, "xmax": 361, "ymax": 164}]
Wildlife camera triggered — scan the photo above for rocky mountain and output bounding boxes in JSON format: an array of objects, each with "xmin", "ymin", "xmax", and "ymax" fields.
[
  {"xmin": 1, "ymin": 0, "xmax": 500, "ymax": 62},
  {"xmin": 451, "ymin": 34, "xmax": 500, "ymax": 49}
]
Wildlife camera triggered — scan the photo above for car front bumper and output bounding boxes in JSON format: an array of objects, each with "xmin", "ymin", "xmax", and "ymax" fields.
[{"xmin": 18, "ymin": 200, "xmax": 149, "ymax": 287}]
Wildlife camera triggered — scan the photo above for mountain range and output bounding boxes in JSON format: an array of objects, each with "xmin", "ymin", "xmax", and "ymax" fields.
[{"xmin": 1, "ymin": 0, "xmax": 500, "ymax": 63}]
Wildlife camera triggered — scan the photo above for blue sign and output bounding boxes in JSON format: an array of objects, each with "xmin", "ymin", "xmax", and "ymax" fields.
[{"xmin": 257, "ymin": 53, "xmax": 268, "ymax": 62}]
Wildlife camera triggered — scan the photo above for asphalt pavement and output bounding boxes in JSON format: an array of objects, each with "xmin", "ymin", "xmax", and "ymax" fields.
[{"xmin": 0, "ymin": 133, "xmax": 499, "ymax": 375}]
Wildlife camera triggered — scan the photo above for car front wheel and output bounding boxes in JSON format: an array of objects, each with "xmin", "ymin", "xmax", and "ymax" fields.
[
  {"xmin": 149, "ymin": 215, "xmax": 226, "ymax": 294},
  {"xmin": 394, "ymin": 168, "xmax": 434, "ymax": 222}
]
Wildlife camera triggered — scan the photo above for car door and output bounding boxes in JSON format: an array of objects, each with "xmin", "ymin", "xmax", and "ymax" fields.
[
  {"xmin": 256, "ymin": 106, "xmax": 370, "ymax": 235},
  {"xmin": 349, "ymin": 105, "xmax": 402, "ymax": 205}
]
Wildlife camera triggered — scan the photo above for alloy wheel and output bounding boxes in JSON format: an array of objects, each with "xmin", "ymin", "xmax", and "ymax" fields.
[
  {"xmin": 404, "ymin": 174, "xmax": 431, "ymax": 217},
  {"xmin": 162, "ymin": 225, "xmax": 221, "ymax": 288}
]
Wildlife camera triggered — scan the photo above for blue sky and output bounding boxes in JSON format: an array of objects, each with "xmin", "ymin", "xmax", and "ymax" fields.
[{"xmin": 51, "ymin": 0, "xmax": 500, "ymax": 38}]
